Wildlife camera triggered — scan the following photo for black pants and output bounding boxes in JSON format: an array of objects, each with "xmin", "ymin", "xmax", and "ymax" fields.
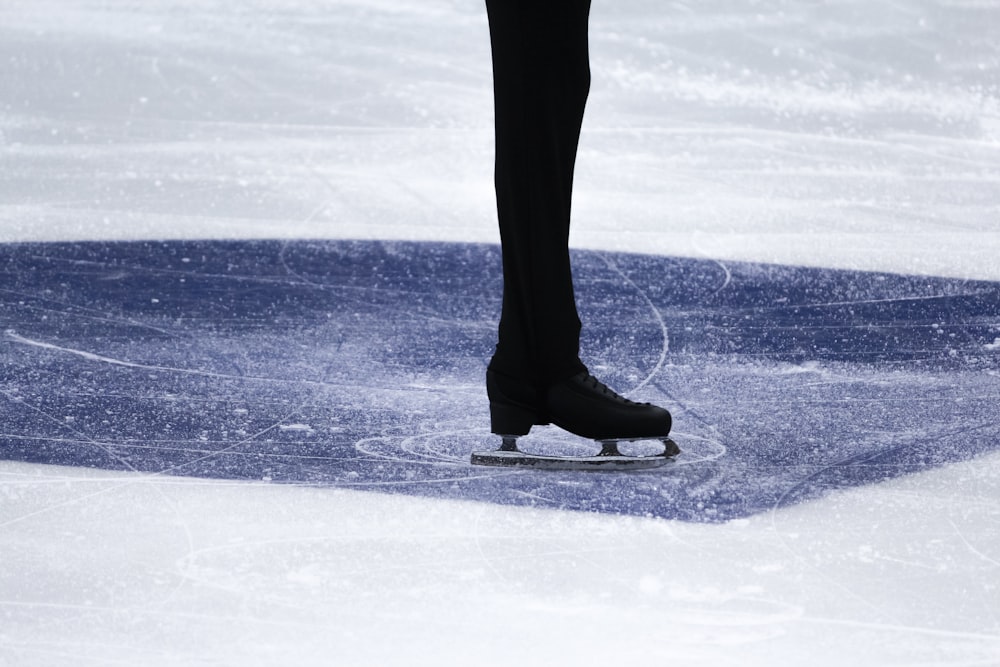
[{"xmin": 485, "ymin": 0, "xmax": 592, "ymax": 388}]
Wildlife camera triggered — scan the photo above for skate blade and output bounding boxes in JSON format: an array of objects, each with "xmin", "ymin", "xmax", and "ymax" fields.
[{"xmin": 470, "ymin": 449, "xmax": 673, "ymax": 471}]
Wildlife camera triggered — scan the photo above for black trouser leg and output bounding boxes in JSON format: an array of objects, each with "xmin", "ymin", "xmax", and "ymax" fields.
[{"xmin": 485, "ymin": 0, "xmax": 592, "ymax": 388}]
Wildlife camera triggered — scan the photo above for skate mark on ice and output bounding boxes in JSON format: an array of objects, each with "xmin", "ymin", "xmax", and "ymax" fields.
[
  {"xmin": 669, "ymin": 432, "xmax": 727, "ymax": 467},
  {"xmin": 6, "ymin": 330, "xmax": 274, "ymax": 382},
  {"xmin": 1, "ymin": 387, "xmax": 140, "ymax": 475},
  {"xmin": 5, "ymin": 331, "xmax": 333, "ymax": 483},
  {"xmin": 709, "ymin": 259, "xmax": 733, "ymax": 297},
  {"xmin": 599, "ymin": 253, "xmax": 669, "ymax": 395},
  {"xmin": 778, "ymin": 290, "xmax": 994, "ymax": 311},
  {"xmin": 278, "ymin": 237, "xmax": 329, "ymax": 292},
  {"xmin": 153, "ymin": 401, "xmax": 322, "ymax": 479},
  {"xmin": 0, "ymin": 286, "xmax": 184, "ymax": 340},
  {"xmin": 947, "ymin": 517, "xmax": 1000, "ymax": 570},
  {"xmin": 353, "ymin": 428, "xmax": 490, "ymax": 466},
  {"xmin": 0, "ymin": 432, "xmax": 349, "ymax": 466},
  {"xmin": 5, "ymin": 330, "xmax": 396, "ymax": 392}
]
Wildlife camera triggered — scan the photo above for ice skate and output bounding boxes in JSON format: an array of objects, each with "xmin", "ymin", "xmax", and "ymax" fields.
[{"xmin": 471, "ymin": 370, "xmax": 678, "ymax": 470}]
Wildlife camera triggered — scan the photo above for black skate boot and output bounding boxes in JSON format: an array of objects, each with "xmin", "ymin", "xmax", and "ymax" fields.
[
  {"xmin": 546, "ymin": 371, "xmax": 672, "ymax": 441},
  {"xmin": 475, "ymin": 369, "xmax": 678, "ymax": 469}
]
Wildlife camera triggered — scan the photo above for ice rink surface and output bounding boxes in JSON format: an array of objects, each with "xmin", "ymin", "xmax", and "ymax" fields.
[{"xmin": 2, "ymin": 0, "xmax": 1000, "ymax": 665}]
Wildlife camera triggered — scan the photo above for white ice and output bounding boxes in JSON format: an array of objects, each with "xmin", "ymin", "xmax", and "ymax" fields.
[{"xmin": 1, "ymin": 0, "xmax": 999, "ymax": 664}]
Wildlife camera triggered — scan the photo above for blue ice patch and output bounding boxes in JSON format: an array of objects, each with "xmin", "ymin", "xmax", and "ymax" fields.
[{"xmin": 2, "ymin": 240, "xmax": 998, "ymax": 522}]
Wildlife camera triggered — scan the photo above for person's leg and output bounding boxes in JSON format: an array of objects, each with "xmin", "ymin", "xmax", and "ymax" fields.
[
  {"xmin": 484, "ymin": 0, "xmax": 672, "ymax": 442},
  {"xmin": 485, "ymin": 0, "xmax": 590, "ymax": 388}
]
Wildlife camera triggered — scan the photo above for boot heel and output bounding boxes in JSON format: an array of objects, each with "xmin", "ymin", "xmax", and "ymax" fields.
[{"xmin": 489, "ymin": 400, "xmax": 536, "ymax": 436}]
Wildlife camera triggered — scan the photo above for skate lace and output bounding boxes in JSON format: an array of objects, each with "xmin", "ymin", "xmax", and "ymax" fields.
[{"xmin": 578, "ymin": 373, "xmax": 641, "ymax": 405}]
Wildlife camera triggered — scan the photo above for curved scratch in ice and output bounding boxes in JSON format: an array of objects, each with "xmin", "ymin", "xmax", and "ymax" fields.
[
  {"xmin": 599, "ymin": 254, "xmax": 668, "ymax": 395},
  {"xmin": 353, "ymin": 428, "xmax": 486, "ymax": 466},
  {"xmin": 277, "ymin": 210, "xmax": 333, "ymax": 291},
  {"xmin": 669, "ymin": 431, "xmax": 727, "ymax": 467},
  {"xmin": 948, "ymin": 517, "xmax": 1000, "ymax": 569},
  {"xmin": 711, "ymin": 259, "xmax": 732, "ymax": 296},
  {"xmin": 4, "ymin": 330, "xmax": 382, "ymax": 391},
  {"xmin": 6, "ymin": 329, "xmax": 248, "ymax": 380}
]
